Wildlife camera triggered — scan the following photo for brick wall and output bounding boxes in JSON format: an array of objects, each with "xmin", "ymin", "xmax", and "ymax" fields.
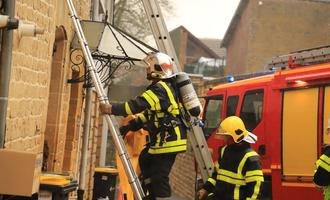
[
  {"xmin": 225, "ymin": 0, "xmax": 330, "ymax": 75},
  {"xmin": 3, "ymin": 0, "xmax": 103, "ymax": 198},
  {"xmin": 6, "ymin": 0, "xmax": 56, "ymax": 155},
  {"xmin": 170, "ymin": 141, "xmax": 197, "ymax": 200},
  {"xmin": 224, "ymin": 1, "xmax": 250, "ymax": 76}
]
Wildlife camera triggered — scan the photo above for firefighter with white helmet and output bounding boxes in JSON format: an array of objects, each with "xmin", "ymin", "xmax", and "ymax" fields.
[
  {"xmin": 143, "ymin": 52, "xmax": 175, "ymax": 80},
  {"xmin": 100, "ymin": 52, "xmax": 187, "ymax": 200},
  {"xmin": 197, "ymin": 116, "xmax": 264, "ymax": 200}
]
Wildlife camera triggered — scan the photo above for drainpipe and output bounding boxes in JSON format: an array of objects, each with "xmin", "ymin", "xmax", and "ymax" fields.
[
  {"xmin": 92, "ymin": 0, "xmax": 108, "ymax": 167},
  {"xmin": 77, "ymin": 87, "xmax": 92, "ymax": 200},
  {"xmin": 0, "ymin": 0, "xmax": 16, "ymax": 148},
  {"xmin": 77, "ymin": 1, "xmax": 100, "ymax": 199}
]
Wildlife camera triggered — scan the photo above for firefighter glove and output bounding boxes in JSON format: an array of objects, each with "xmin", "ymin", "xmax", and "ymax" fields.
[
  {"xmin": 196, "ymin": 188, "xmax": 208, "ymax": 200},
  {"xmin": 119, "ymin": 125, "xmax": 130, "ymax": 138},
  {"xmin": 99, "ymin": 103, "xmax": 112, "ymax": 114}
]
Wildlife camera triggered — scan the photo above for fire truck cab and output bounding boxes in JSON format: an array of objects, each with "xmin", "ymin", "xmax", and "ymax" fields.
[{"xmin": 202, "ymin": 47, "xmax": 330, "ymax": 199}]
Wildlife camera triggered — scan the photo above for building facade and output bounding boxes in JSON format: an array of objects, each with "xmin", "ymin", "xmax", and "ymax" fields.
[
  {"xmin": 170, "ymin": 26, "xmax": 225, "ymax": 79},
  {"xmin": 0, "ymin": 1, "xmax": 102, "ymax": 199},
  {"xmin": 222, "ymin": 0, "xmax": 330, "ymax": 76}
]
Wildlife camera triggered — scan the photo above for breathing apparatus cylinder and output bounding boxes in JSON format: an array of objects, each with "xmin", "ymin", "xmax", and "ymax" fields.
[{"xmin": 176, "ymin": 72, "xmax": 201, "ymax": 117}]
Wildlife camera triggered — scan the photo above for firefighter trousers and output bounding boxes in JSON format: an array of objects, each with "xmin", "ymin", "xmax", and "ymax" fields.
[{"xmin": 139, "ymin": 147, "xmax": 177, "ymax": 199}]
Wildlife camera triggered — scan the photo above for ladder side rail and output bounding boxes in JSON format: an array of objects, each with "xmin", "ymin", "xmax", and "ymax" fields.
[
  {"xmin": 66, "ymin": 1, "xmax": 145, "ymax": 199},
  {"xmin": 141, "ymin": 0, "xmax": 214, "ymax": 182},
  {"xmin": 189, "ymin": 124, "xmax": 214, "ymax": 180},
  {"xmin": 268, "ymin": 46, "xmax": 330, "ymax": 68},
  {"xmin": 141, "ymin": 0, "xmax": 180, "ymax": 73}
]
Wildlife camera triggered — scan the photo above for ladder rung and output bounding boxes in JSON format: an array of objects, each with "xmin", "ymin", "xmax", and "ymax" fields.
[{"xmin": 268, "ymin": 46, "xmax": 330, "ymax": 69}]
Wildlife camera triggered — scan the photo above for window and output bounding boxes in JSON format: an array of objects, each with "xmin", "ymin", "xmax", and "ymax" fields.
[
  {"xmin": 240, "ymin": 90, "xmax": 264, "ymax": 131},
  {"xmin": 226, "ymin": 96, "xmax": 239, "ymax": 117},
  {"xmin": 184, "ymin": 57, "xmax": 225, "ymax": 77},
  {"xmin": 203, "ymin": 95, "xmax": 223, "ymax": 139}
]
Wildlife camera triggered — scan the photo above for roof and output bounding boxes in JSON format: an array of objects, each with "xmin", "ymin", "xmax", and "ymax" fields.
[
  {"xmin": 170, "ymin": 26, "xmax": 220, "ymax": 58},
  {"xmin": 200, "ymin": 38, "xmax": 226, "ymax": 58},
  {"xmin": 221, "ymin": 0, "xmax": 249, "ymax": 48}
]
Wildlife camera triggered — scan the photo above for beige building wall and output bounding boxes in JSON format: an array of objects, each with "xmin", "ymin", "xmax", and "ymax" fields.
[
  {"xmin": 225, "ymin": 0, "xmax": 330, "ymax": 75},
  {"xmin": 170, "ymin": 27, "xmax": 188, "ymax": 70},
  {"xmin": 3, "ymin": 0, "xmax": 100, "ymax": 198},
  {"xmin": 225, "ymin": 1, "xmax": 250, "ymax": 76}
]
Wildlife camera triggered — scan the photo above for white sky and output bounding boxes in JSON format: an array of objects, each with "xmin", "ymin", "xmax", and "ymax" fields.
[{"xmin": 164, "ymin": 0, "xmax": 241, "ymax": 39}]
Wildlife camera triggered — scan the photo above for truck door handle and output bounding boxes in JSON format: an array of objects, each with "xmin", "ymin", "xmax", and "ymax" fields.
[{"xmin": 258, "ymin": 144, "xmax": 266, "ymax": 155}]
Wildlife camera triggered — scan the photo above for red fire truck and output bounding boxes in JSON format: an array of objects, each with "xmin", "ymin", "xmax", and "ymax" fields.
[{"xmin": 201, "ymin": 46, "xmax": 330, "ymax": 199}]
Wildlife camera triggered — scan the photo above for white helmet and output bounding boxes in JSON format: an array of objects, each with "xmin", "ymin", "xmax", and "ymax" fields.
[{"xmin": 143, "ymin": 52, "xmax": 174, "ymax": 79}]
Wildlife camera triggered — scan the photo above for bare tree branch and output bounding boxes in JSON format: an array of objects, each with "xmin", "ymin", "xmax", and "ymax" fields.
[{"xmin": 113, "ymin": 0, "xmax": 174, "ymax": 43}]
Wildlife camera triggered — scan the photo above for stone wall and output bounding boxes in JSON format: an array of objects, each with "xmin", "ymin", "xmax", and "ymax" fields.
[{"xmin": 3, "ymin": 0, "xmax": 101, "ymax": 198}]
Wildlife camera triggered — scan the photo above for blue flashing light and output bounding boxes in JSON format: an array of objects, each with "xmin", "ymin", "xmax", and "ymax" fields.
[{"xmin": 227, "ymin": 76, "xmax": 235, "ymax": 82}]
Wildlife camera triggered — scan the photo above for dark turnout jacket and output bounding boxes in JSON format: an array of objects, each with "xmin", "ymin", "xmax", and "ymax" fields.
[
  {"xmin": 203, "ymin": 143, "xmax": 264, "ymax": 200},
  {"xmin": 112, "ymin": 79, "xmax": 187, "ymax": 154}
]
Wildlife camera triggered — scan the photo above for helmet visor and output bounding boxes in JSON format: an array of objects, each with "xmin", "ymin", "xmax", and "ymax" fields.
[{"xmin": 242, "ymin": 132, "xmax": 258, "ymax": 144}]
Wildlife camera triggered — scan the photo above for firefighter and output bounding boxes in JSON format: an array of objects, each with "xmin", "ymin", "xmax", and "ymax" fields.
[
  {"xmin": 313, "ymin": 122, "xmax": 330, "ymax": 200},
  {"xmin": 99, "ymin": 52, "xmax": 187, "ymax": 200},
  {"xmin": 197, "ymin": 116, "xmax": 264, "ymax": 200}
]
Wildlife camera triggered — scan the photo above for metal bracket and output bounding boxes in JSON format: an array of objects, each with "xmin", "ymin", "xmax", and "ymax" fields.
[{"xmin": 68, "ymin": 49, "xmax": 134, "ymax": 88}]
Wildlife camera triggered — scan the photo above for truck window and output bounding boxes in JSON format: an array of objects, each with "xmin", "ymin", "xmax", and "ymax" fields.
[
  {"xmin": 240, "ymin": 90, "xmax": 264, "ymax": 131},
  {"xmin": 282, "ymin": 88, "xmax": 318, "ymax": 177},
  {"xmin": 203, "ymin": 95, "xmax": 223, "ymax": 139},
  {"xmin": 324, "ymin": 86, "xmax": 330, "ymax": 145},
  {"xmin": 226, "ymin": 96, "xmax": 239, "ymax": 117}
]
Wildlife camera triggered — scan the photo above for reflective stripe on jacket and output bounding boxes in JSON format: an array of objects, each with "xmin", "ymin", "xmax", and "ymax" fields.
[
  {"xmin": 112, "ymin": 80, "xmax": 187, "ymax": 154},
  {"xmin": 314, "ymin": 148, "xmax": 330, "ymax": 200},
  {"xmin": 203, "ymin": 143, "xmax": 264, "ymax": 200},
  {"xmin": 325, "ymin": 186, "xmax": 330, "ymax": 200}
]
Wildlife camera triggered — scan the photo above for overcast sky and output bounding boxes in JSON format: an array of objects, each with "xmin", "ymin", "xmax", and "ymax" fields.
[{"xmin": 164, "ymin": 0, "xmax": 241, "ymax": 39}]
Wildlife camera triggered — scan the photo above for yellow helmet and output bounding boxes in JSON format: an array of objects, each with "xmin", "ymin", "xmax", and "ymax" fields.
[
  {"xmin": 143, "ymin": 52, "xmax": 174, "ymax": 79},
  {"xmin": 217, "ymin": 116, "xmax": 257, "ymax": 144}
]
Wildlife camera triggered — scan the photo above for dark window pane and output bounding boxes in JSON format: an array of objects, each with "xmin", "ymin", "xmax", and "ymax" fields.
[
  {"xmin": 226, "ymin": 96, "xmax": 239, "ymax": 117},
  {"xmin": 203, "ymin": 95, "xmax": 223, "ymax": 139},
  {"xmin": 240, "ymin": 90, "xmax": 264, "ymax": 131}
]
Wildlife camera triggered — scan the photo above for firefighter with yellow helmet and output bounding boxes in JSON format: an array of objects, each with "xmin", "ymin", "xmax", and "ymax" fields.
[
  {"xmin": 197, "ymin": 116, "xmax": 264, "ymax": 200},
  {"xmin": 313, "ymin": 120, "xmax": 330, "ymax": 200},
  {"xmin": 100, "ymin": 52, "xmax": 187, "ymax": 200}
]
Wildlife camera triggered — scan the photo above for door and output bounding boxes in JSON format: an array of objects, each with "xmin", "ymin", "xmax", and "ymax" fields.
[{"xmin": 282, "ymin": 88, "xmax": 318, "ymax": 177}]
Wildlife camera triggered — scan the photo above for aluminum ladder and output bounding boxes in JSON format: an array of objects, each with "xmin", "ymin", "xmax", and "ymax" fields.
[
  {"xmin": 65, "ymin": 0, "xmax": 145, "ymax": 199},
  {"xmin": 141, "ymin": 0, "xmax": 214, "ymax": 182}
]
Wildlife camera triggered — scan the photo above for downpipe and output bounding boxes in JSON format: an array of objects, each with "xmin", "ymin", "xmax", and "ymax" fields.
[
  {"xmin": 77, "ymin": 87, "xmax": 93, "ymax": 200},
  {"xmin": 0, "ymin": 0, "xmax": 16, "ymax": 148}
]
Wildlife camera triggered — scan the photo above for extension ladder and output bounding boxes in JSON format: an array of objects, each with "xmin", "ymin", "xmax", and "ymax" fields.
[
  {"xmin": 142, "ymin": 0, "xmax": 214, "ymax": 181},
  {"xmin": 65, "ymin": 0, "xmax": 145, "ymax": 199}
]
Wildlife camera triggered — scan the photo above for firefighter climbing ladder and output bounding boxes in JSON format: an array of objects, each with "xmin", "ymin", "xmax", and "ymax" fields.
[
  {"xmin": 66, "ymin": 0, "xmax": 214, "ymax": 198},
  {"xmin": 65, "ymin": 0, "xmax": 145, "ymax": 199},
  {"xmin": 141, "ymin": 0, "xmax": 214, "ymax": 182}
]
